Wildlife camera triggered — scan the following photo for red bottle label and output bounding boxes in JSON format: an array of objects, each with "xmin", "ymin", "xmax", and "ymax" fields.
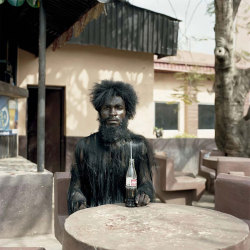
[{"xmin": 126, "ymin": 177, "xmax": 137, "ymax": 187}]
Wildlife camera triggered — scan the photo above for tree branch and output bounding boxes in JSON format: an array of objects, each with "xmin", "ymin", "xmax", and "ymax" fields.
[
  {"xmin": 241, "ymin": 67, "xmax": 250, "ymax": 120},
  {"xmin": 233, "ymin": 0, "xmax": 241, "ymax": 18},
  {"xmin": 241, "ymin": 68, "xmax": 250, "ymax": 92},
  {"xmin": 215, "ymin": 38, "xmax": 231, "ymax": 69},
  {"xmin": 244, "ymin": 107, "xmax": 250, "ymax": 121},
  {"xmin": 214, "ymin": 0, "xmax": 235, "ymax": 68}
]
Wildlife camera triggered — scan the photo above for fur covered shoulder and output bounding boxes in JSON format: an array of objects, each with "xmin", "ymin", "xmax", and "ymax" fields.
[
  {"xmin": 129, "ymin": 131, "xmax": 153, "ymax": 154},
  {"xmin": 75, "ymin": 133, "xmax": 98, "ymax": 159},
  {"xmin": 129, "ymin": 130, "xmax": 146, "ymax": 142},
  {"xmin": 129, "ymin": 131, "xmax": 151, "ymax": 146},
  {"xmin": 76, "ymin": 133, "xmax": 97, "ymax": 147}
]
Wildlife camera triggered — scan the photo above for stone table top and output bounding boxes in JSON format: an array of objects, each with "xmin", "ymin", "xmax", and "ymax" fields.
[
  {"xmin": 0, "ymin": 156, "xmax": 51, "ymax": 175},
  {"xmin": 63, "ymin": 203, "xmax": 250, "ymax": 250},
  {"xmin": 202, "ymin": 156, "xmax": 250, "ymax": 170}
]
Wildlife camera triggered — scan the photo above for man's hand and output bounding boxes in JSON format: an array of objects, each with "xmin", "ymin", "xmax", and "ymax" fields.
[
  {"xmin": 79, "ymin": 202, "xmax": 87, "ymax": 210},
  {"xmin": 72, "ymin": 199, "xmax": 87, "ymax": 213},
  {"xmin": 135, "ymin": 193, "xmax": 150, "ymax": 206}
]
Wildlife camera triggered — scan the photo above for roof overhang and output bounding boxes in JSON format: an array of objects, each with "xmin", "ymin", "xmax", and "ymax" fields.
[
  {"xmin": 69, "ymin": 2, "xmax": 180, "ymax": 57},
  {"xmin": 0, "ymin": 0, "xmax": 103, "ymax": 55},
  {"xmin": 154, "ymin": 61, "xmax": 214, "ymax": 74}
]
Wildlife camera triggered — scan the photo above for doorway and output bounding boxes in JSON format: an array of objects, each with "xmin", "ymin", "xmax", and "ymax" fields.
[{"xmin": 27, "ymin": 86, "xmax": 65, "ymax": 173}]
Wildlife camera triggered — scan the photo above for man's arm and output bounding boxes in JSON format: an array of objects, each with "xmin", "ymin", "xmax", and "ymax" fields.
[
  {"xmin": 135, "ymin": 139, "xmax": 155, "ymax": 206},
  {"xmin": 67, "ymin": 163, "xmax": 87, "ymax": 214}
]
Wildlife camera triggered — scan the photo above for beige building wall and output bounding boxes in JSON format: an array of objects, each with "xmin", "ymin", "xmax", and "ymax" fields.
[
  {"xmin": 154, "ymin": 72, "xmax": 185, "ymax": 137},
  {"xmin": 154, "ymin": 71, "xmax": 215, "ymax": 138},
  {"xmin": 196, "ymin": 83, "xmax": 215, "ymax": 138},
  {"xmin": 17, "ymin": 45, "xmax": 154, "ymax": 138},
  {"xmin": 236, "ymin": 0, "xmax": 250, "ymax": 68}
]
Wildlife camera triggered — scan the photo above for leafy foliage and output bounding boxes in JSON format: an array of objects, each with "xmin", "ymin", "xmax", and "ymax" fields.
[
  {"xmin": 206, "ymin": 1, "xmax": 214, "ymax": 16},
  {"xmin": 171, "ymin": 70, "xmax": 214, "ymax": 105},
  {"xmin": 153, "ymin": 127, "xmax": 163, "ymax": 138},
  {"xmin": 173, "ymin": 132, "xmax": 197, "ymax": 138}
]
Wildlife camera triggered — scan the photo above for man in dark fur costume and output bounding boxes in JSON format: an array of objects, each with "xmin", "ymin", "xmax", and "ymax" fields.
[{"xmin": 68, "ymin": 80, "xmax": 154, "ymax": 214}]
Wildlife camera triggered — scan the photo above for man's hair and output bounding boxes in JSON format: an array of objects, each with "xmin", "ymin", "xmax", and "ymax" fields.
[{"xmin": 90, "ymin": 80, "xmax": 138, "ymax": 119}]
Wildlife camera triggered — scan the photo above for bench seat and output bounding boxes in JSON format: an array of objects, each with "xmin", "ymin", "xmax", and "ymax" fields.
[{"xmin": 153, "ymin": 152, "xmax": 206, "ymax": 205}]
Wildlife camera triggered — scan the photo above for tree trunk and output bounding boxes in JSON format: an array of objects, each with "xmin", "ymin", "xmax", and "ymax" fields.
[{"xmin": 214, "ymin": 0, "xmax": 250, "ymax": 157}]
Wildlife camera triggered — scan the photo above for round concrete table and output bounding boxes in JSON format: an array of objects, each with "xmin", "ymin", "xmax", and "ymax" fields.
[
  {"xmin": 202, "ymin": 156, "xmax": 250, "ymax": 170},
  {"xmin": 63, "ymin": 203, "xmax": 250, "ymax": 250}
]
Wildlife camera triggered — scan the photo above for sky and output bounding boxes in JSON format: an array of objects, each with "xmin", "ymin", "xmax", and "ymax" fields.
[{"xmin": 128, "ymin": 0, "xmax": 215, "ymax": 55}]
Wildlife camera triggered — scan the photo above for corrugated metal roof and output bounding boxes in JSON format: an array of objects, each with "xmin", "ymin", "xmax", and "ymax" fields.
[
  {"xmin": 0, "ymin": 0, "xmax": 99, "ymax": 55},
  {"xmin": 69, "ymin": 2, "xmax": 179, "ymax": 56}
]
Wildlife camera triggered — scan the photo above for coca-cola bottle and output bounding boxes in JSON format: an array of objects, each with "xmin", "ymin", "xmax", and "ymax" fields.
[{"xmin": 125, "ymin": 158, "xmax": 137, "ymax": 207}]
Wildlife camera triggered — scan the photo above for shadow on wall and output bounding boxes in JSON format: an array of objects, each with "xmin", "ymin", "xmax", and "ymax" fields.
[
  {"xmin": 18, "ymin": 45, "xmax": 153, "ymax": 137},
  {"xmin": 149, "ymin": 138, "xmax": 216, "ymax": 175},
  {"xmin": 18, "ymin": 45, "xmax": 154, "ymax": 171}
]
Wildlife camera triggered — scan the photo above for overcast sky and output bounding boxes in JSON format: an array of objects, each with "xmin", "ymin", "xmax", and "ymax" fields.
[{"xmin": 128, "ymin": 0, "xmax": 215, "ymax": 54}]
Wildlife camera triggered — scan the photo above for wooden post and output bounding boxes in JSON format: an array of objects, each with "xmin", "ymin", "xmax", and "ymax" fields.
[{"xmin": 37, "ymin": 0, "xmax": 46, "ymax": 172}]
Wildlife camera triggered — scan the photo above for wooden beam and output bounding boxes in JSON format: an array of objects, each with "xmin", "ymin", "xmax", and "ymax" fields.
[{"xmin": 0, "ymin": 81, "xmax": 28, "ymax": 98}]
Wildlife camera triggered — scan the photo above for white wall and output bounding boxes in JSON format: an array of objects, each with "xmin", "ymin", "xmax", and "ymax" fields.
[
  {"xmin": 153, "ymin": 72, "xmax": 185, "ymax": 137},
  {"xmin": 154, "ymin": 71, "xmax": 215, "ymax": 138},
  {"xmin": 17, "ymin": 45, "xmax": 155, "ymax": 138}
]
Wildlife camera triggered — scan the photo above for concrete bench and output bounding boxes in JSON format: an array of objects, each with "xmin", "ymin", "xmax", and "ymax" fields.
[
  {"xmin": 153, "ymin": 152, "xmax": 206, "ymax": 205},
  {"xmin": 54, "ymin": 172, "xmax": 71, "ymax": 244},
  {"xmin": 198, "ymin": 149, "xmax": 224, "ymax": 193},
  {"xmin": 215, "ymin": 173, "xmax": 250, "ymax": 228},
  {"xmin": 217, "ymin": 158, "xmax": 250, "ymax": 176},
  {"xmin": 0, "ymin": 248, "xmax": 45, "ymax": 250},
  {"xmin": 0, "ymin": 157, "xmax": 52, "ymax": 238}
]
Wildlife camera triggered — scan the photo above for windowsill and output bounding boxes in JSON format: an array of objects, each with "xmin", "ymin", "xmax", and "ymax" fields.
[
  {"xmin": 162, "ymin": 130, "xmax": 180, "ymax": 138},
  {"xmin": 197, "ymin": 129, "xmax": 215, "ymax": 138}
]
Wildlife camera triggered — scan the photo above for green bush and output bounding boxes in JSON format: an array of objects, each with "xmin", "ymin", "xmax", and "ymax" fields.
[{"xmin": 173, "ymin": 133, "xmax": 197, "ymax": 138}]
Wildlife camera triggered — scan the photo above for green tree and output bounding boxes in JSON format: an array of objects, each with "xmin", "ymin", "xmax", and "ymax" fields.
[{"xmin": 172, "ymin": 70, "xmax": 214, "ymax": 105}]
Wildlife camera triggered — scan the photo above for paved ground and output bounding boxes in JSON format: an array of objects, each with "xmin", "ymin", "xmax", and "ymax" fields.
[
  {"xmin": 192, "ymin": 191, "xmax": 215, "ymax": 209},
  {"xmin": 0, "ymin": 192, "xmax": 214, "ymax": 250},
  {"xmin": 0, "ymin": 205, "xmax": 62, "ymax": 250},
  {"xmin": 0, "ymin": 234, "xmax": 62, "ymax": 250}
]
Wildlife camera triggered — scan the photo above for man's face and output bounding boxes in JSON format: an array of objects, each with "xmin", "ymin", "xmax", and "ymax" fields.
[{"xmin": 100, "ymin": 96, "xmax": 126, "ymax": 126}]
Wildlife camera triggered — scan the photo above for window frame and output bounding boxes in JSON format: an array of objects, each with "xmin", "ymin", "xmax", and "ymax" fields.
[
  {"xmin": 154, "ymin": 101, "xmax": 179, "ymax": 131},
  {"xmin": 198, "ymin": 103, "xmax": 215, "ymax": 130}
]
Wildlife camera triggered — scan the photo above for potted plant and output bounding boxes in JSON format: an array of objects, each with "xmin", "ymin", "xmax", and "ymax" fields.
[{"xmin": 153, "ymin": 127, "xmax": 163, "ymax": 138}]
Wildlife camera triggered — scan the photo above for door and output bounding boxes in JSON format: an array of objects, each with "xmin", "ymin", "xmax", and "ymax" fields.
[{"xmin": 27, "ymin": 86, "xmax": 65, "ymax": 173}]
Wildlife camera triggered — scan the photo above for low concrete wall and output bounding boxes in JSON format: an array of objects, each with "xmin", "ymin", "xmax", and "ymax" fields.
[
  {"xmin": 0, "ymin": 156, "xmax": 53, "ymax": 238},
  {"xmin": 149, "ymin": 138, "xmax": 216, "ymax": 175},
  {"xmin": 0, "ymin": 135, "xmax": 17, "ymax": 159}
]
